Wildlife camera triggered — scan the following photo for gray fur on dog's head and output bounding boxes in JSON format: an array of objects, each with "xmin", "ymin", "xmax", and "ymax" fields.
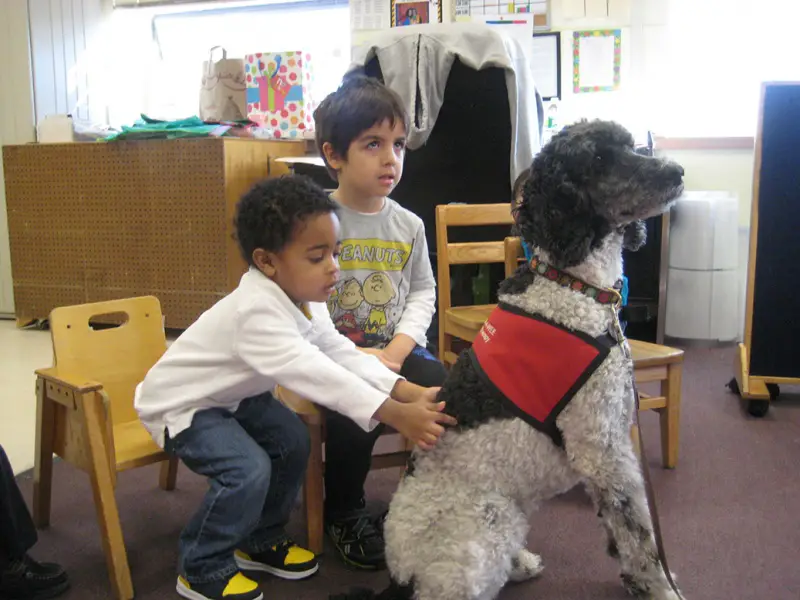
[{"xmin": 516, "ymin": 120, "xmax": 683, "ymax": 268}]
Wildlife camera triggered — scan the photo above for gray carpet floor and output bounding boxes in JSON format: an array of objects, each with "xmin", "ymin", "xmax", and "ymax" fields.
[{"xmin": 13, "ymin": 345, "xmax": 800, "ymax": 600}]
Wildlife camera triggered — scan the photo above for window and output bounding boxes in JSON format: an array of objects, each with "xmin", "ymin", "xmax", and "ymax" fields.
[
  {"xmin": 653, "ymin": 0, "xmax": 798, "ymax": 137},
  {"xmin": 106, "ymin": 0, "xmax": 350, "ymax": 126}
]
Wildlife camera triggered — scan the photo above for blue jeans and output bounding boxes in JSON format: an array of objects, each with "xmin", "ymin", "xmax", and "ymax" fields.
[{"xmin": 165, "ymin": 392, "xmax": 310, "ymax": 584}]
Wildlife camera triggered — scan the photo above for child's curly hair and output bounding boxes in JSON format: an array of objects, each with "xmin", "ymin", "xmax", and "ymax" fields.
[{"xmin": 234, "ymin": 175, "xmax": 337, "ymax": 266}]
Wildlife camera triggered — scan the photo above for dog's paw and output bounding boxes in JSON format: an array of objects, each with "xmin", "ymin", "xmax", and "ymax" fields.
[
  {"xmin": 621, "ymin": 572, "xmax": 683, "ymax": 600},
  {"xmin": 508, "ymin": 549, "xmax": 544, "ymax": 582},
  {"xmin": 653, "ymin": 572, "xmax": 683, "ymax": 600},
  {"xmin": 651, "ymin": 590, "xmax": 683, "ymax": 600}
]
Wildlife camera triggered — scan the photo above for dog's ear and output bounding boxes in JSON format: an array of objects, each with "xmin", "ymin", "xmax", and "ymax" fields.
[
  {"xmin": 516, "ymin": 142, "xmax": 611, "ymax": 268},
  {"xmin": 622, "ymin": 220, "xmax": 647, "ymax": 251}
]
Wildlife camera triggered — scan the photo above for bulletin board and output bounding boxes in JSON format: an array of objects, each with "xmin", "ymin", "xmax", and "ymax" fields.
[
  {"xmin": 572, "ymin": 29, "xmax": 621, "ymax": 93},
  {"xmin": 744, "ymin": 82, "xmax": 800, "ymax": 380},
  {"xmin": 455, "ymin": 0, "xmax": 550, "ymax": 29},
  {"xmin": 732, "ymin": 82, "xmax": 800, "ymax": 417}
]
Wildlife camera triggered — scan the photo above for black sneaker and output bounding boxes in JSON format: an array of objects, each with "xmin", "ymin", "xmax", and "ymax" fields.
[
  {"xmin": 0, "ymin": 555, "xmax": 69, "ymax": 600},
  {"xmin": 176, "ymin": 572, "xmax": 262, "ymax": 600},
  {"xmin": 326, "ymin": 511, "xmax": 386, "ymax": 570},
  {"xmin": 234, "ymin": 539, "xmax": 318, "ymax": 580}
]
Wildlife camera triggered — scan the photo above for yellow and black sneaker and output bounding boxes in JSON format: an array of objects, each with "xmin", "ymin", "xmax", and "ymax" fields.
[
  {"xmin": 176, "ymin": 572, "xmax": 262, "ymax": 600},
  {"xmin": 234, "ymin": 539, "xmax": 319, "ymax": 580}
]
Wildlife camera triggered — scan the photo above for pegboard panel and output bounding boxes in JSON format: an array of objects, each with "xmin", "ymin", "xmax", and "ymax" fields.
[{"xmin": 2, "ymin": 138, "xmax": 303, "ymax": 328}]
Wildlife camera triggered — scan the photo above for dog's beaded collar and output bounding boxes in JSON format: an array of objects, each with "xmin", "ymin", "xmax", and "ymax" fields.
[{"xmin": 529, "ymin": 256, "xmax": 622, "ymax": 307}]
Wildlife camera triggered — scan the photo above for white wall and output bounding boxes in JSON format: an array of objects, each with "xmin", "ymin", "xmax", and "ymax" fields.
[
  {"xmin": 0, "ymin": 0, "xmax": 38, "ymax": 316},
  {"xmin": 27, "ymin": 0, "xmax": 112, "ymax": 125}
]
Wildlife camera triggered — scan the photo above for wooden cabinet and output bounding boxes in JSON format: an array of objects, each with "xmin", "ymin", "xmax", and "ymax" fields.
[{"xmin": 2, "ymin": 137, "xmax": 306, "ymax": 328}]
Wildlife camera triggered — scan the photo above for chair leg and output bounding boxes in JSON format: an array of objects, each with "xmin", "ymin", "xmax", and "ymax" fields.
[
  {"xmin": 630, "ymin": 422, "xmax": 641, "ymax": 460},
  {"xmin": 438, "ymin": 329, "xmax": 451, "ymax": 364},
  {"xmin": 159, "ymin": 457, "xmax": 179, "ymax": 491},
  {"xmin": 33, "ymin": 379, "xmax": 55, "ymax": 528},
  {"xmin": 80, "ymin": 392, "xmax": 134, "ymax": 600},
  {"xmin": 304, "ymin": 420, "xmax": 325, "ymax": 555},
  {"xmin": 660, "ymin": 363, "xmax": 683, "ymax": 469}
]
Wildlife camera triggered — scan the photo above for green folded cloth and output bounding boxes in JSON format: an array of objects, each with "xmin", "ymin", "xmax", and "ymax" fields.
[{"xmin": 104, "ymin": 115, "xmax": 230, "ymax": 141}]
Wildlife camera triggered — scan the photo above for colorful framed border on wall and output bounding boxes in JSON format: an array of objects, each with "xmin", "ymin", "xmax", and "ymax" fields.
[
  {"xmin": 391, "ymin": 0, "xmax": 443, "ymax": 27},
  {"xmin": 572, "ymin": 29, "xmax": 621, "ymax": 94}
]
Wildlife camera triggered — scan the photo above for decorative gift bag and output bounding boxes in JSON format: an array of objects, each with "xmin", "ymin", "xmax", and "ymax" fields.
[
  {"xmin": 245, "ymin": 51, "xmax": 315, "ymax": 139},
  {"xmin": 200, "ymin": 46, "xmax": 247, "ymax": 122}
]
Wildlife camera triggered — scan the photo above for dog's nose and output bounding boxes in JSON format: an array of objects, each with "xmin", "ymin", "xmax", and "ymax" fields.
[{"xmin": 669, "ymin": 164, "xmax": 684, "ymax": 185}]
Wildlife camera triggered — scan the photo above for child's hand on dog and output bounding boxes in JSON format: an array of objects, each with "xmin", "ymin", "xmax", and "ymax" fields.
[
  {"xmin": 414, "ymin": 386, "xmax": 442, "ymax": 404},
  {"xmin": 391, "ymin": 380, "xmax": 443, "ymax": 405},
  {"xmin": 375, "ymin": 398, "xmax": 457, "ymax": 451}
]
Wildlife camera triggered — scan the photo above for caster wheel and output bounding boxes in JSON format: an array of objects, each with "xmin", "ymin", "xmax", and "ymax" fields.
[
  {"xmin": 747, "ymin": 399, "xmax": 770, "ymax": 418},
  {"xmin": 767, "ymin": 383, "xmax": 780, "ymax": 401},
  {"xmin": 726, "ymin": 377, "xmax": 740, "ymax": 395}
]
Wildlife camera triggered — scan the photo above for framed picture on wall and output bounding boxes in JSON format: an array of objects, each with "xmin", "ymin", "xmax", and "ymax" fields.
[
  {"xmin": 532, "ymin": 31, "xmax": 561, "ymax": 100},
  {"xmin": 572, "ymin": 29, "xmax": 622, "ymax": 94},
  {"xmin": 391, "ymin": 0, "xmax": 443, "ymax": 27}
]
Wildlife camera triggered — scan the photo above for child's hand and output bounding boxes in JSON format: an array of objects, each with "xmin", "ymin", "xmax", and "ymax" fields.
[
  {"xmin": 388, "ymin": 400, "xmax": 457, "ymax": 451},
  {"xmin": 391, "ymin": 380, "xmax": 441, "ymax": 404},
  {"xmin": 414, "ymin": 386, "xmax": 441, "ymax": 404}
]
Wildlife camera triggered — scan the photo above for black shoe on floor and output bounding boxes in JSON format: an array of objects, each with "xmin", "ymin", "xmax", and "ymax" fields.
[
  {"xmin": 325, "ymin": 510, "xmax": 386, "ymax": 570},
  {"xmin": 0, "ymin": 555, "xmax": 70, "ymax": 600}
]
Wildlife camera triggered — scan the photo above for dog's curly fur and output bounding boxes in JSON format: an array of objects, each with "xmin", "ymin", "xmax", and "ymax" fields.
[{"xmin": 330, "ymin": 120, "xmax": 685, "ymax": 600}]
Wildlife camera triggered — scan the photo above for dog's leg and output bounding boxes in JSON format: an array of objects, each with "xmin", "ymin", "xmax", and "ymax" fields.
[
  {"xmin": 567, "ymin": 436, "xmax": 680, "ymax": 599},
  {"xmin": 387, "ymin": 488, "xmax": 528, "ymax": 600},
  {"xmin": 558, "ymin": 360, "xmax": 683, "ymax": 600},
  {"xmin": 508, "ymin": 548, "xmax": 544, "ymax": 582}
]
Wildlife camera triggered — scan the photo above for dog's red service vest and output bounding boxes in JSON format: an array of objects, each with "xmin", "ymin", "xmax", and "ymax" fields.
[{"xmin": 469, "ymin": 303, "xmax": 615, "ymax": 446}]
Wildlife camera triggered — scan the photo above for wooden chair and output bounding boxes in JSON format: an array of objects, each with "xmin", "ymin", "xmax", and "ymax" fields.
[
  {"xmin": 503, "ymin": 236, "xmax": 684, "ymax": 468},
  {"xmin": 435, "ymin": 203, "xmax": 514, "ymax": 366},
  {"xmin": 274, "ymin": 386, "xmax": 411, "ymax": 555},
  {"xmin": 33, "ymin": 297, "xmax": 179, "ymax": 600}
]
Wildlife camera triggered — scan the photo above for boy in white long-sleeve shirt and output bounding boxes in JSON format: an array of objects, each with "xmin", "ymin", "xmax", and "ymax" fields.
[
  {"xmin": 313, "ymin": 75, "xmax": 449, "ymax": 569},
  {"xmin": 134, "ymin": 176, "xmax": 454, "ymax": 600}
]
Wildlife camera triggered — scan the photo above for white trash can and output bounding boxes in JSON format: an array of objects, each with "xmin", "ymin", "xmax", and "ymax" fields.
[{"xmin": 665, "ymin": 191, "xmax": 739, "ymax": 342}]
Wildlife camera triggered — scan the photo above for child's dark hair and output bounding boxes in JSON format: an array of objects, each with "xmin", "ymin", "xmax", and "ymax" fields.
[
  {"xmin": 235, "ymin": 175, "xmax": 337, "ymax": 265},
  {"xmin": 313, "ymin": 73, "xmax": 409, "ymax": 179}
]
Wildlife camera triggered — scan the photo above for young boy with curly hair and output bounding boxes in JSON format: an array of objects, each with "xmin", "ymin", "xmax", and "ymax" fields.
[
  {"xmin": 134, "ymin": 175, "xmax": 454, "ymax": 600},
  {"xmin": 313, "ymin": 75, "xmax": 448, "ymax": 570}
]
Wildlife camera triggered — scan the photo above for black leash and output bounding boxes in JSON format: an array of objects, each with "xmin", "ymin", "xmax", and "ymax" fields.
[{"xmin": 632, "ymin": 379, "xmax": 685, "ymax": 599}]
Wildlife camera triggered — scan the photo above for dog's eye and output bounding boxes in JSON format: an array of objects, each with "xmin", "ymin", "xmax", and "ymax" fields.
[{"xmin": 595, "ymin": 155, "xmax": 603, "ymax": 161}]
